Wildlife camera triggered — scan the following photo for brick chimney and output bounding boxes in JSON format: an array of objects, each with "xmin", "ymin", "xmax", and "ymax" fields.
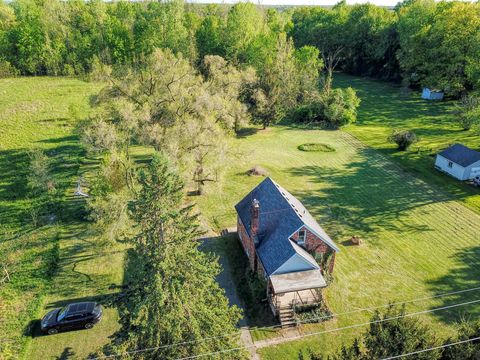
[{"xmin": 250, "ymin": 199, "xmax": 260, "ymax": 244}]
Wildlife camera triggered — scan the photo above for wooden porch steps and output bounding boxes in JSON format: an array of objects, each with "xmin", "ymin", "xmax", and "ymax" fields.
[{"xmin": 279, "ymin": 307, "xmax": 296, "ymax": 328}]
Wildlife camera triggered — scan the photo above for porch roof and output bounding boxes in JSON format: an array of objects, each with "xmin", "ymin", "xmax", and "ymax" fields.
[{"xmin": 270, "ymin": 269, "xmax": 327, "ymax": 294}]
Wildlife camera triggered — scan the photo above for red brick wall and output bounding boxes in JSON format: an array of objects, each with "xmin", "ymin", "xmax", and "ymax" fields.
[
  {"xmin": 237, "ymin": 216, "xmax": 256, "ymax": 271},
  {"xmin": 291, "ymin": 226, "xmax": 335, "ymax": 273},
  {"xmin": 291, "ymin": 226, "xmax": 330, "ymax": 254}
]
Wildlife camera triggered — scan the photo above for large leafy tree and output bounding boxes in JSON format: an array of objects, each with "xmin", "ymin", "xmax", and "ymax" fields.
[
  {"xmin": 223, "ymin": 2, "xmax": 265, "ymax": 63},
  {"xmin": 343, "ymin": 4, "xmax": 398, "ymax": 78},
  {"xmin": 196, "ymin": 10, "xmax": 225, "ymax": 60},
  {"xmin": 8, "ymin": 0, "xmax": 46, "ymax": 74},
  {"xmin": 303, "ymin": 306, "xmax": 439, "ymax": 360},
  {"xmin": 82, "ymin": 48, "xmax": 252, "ymax": 195},
  {"xmin": 133, "ymin": 0, "xmax": 189, "ymax": 58}
]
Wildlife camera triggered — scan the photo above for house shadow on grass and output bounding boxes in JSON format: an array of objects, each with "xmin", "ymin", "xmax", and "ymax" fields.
[
  {"xmin": 286, "ymin": 146, "xmax": 455, "ymax": 242},
  {"xmin": 426, "ymin": 246, "xmax": 480, "ymax": 325}
]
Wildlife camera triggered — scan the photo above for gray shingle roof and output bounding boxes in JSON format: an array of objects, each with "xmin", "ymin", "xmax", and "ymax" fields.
[
  {"xmin": 438, "ymin": 144, "xmax": 480, "ymax": 167},
  {"xmin": 234, "ymin": 177, "xmax": 339, "ymax": 276}
]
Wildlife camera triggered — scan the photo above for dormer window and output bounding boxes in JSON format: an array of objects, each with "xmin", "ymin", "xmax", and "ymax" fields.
[{"xmin": 298, "ymin": 230, "xmax": 306, "ymax": 245}]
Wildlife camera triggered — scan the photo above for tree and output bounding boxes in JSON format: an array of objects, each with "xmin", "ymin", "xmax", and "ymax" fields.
[
  {"xmin": 343, "ymin": 4, "xmax": 398, "ymax": 79},
  {"xmin": 223, "ymin": 2, "xmax": 264, "ymax": 63},
  {"xmin": 251, "ymin": 32, "xmax": 299, "ymax": 128},
  {"xmin": 304, "ymin": 306, "xmax": 439, "ymax": 360},
  {"xmin": 388, "ymin": 129, "xmax": 418, "ymax": 151},
  {"xmin": 202, "ymin": 55, "xmax": 257, "ymax": 133},
  {"xmin": 455, "ymin": 95, "xmax": 480, "ymax": 131},
  {"xmin": 0, "ymin": 1, "xmax": 16, "ymax": 66},
  {"xmin": 106, "ymin": 153, "xmax": 245, "ymax": 360},
  {"xmin": 196, "ymin": 11, "xmax": 225, "ymax": 60},
  {"xmin": 9, "ymin": 0, "xmax": 46, "ymax": 74},
  {"xmin": 83, "ymin": 48, "xmax": 249, "ymax": 195},
  {"xmin": 133, "ymin": 0, "xmax": 190, "ymax": 58},
  {"xmin": 290, "ymin": 4, "xmax": 349, "ymax": 92},
  {"xmin": 290, "ymin": 87, "xmax": 360, "ymax": 128},
  {"xmin": 441, "ymin": 321, "xmax": 480, "ymax": 360},
  {"xmin": 294, "ymin": 45, "xmax": 323, "ymax": 98}
]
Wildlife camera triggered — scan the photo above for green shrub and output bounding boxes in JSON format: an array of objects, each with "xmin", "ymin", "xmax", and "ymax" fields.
[
  {"xmin": 0, "ymin": 60, "xmax": 19, "ymax": 78},
  {"xmin": 44, "ymin": 239, "xmax": 60, "ymax": 278},
  {"xmin": 456, "ymin": 95, "xmax": 480, "ymax": 131},
  {"xmin": 388, "ymin": 129, "xmax": 418, "ymax": 151},
  {"xmin": 290, "ymin": 87, "xmax": 361, "ymax": 128},
  {"xmin": 298, "ymin": 143, "xmax": 335, "ymax": 152},
  {"xmin": 294, "ymin": 303, "xmax": 333, "ymax": 324}
]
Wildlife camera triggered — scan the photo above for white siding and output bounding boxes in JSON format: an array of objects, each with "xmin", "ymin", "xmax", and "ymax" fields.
[
  {"xmin": 435, "ymin": 155, "xmax": 468, "ymax": 180},
  {"xmin": 273, "ymin": 253, "xmax": 319, "ymax": 275},
  {"xmin": 465, "ymin": 160, "xmax": 480, "ymax": 179},
  {"xmin": 422, "ymin": 88, "xmax": 444, "ymax": 100}
]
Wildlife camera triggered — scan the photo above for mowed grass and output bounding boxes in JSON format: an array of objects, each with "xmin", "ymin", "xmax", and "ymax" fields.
[
  {"xmin": 0, "ymin": 77, "xmax": 125, "ymax": 359},
  {"xmin": 336, "ymin": 73, "xmax": 480, "ymax": 213},
  {"xmin": 195, "ymin": 126, "xmax": 480, "ymax": 359}
]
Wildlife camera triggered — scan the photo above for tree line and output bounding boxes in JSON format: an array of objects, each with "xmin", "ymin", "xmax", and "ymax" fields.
[
  {"xmin": 291, "ymin": 0, "xmax": 480, "ymax": 97},
  {"xmin": 1, "ymin": 0, "xmax": 479, "ymax": 97}
]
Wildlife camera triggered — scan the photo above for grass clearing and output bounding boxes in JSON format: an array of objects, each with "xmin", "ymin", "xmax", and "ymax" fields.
[
  {"xmin": 0, "ymin": 77, "xmax": 125, "ymax": 359},
  {"xmin": 336, "ymin": 73, "xmax": 480, "ymax": 213},
  {"xmin": 195, "ymin": 125, "xmax": 480, "ymax": 359}
]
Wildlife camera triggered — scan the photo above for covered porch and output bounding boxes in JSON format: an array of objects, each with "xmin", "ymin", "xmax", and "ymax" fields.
[{"xmin": 267, "ymin": 269, "xmax": 327, "ymax": 314}]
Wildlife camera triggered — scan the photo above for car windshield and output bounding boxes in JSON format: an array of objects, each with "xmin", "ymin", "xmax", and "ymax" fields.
[{"xmin": 57, "ymin": 307, "xmax": 68, "ymax": 321}]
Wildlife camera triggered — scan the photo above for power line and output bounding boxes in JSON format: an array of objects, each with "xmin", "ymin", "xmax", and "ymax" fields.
[
  {"xmin": 88, "ymin": 285, "xmax": 480, "ymax": 359},
  {"xmin": 380, "ymin": 336, "xmax": 480, "ymax": 360},
  {"xmin": 90, "ymin": 297, "xmax": 480, "ymax": 360},
  {"xmin": 174, "ymin": 298, "xmax": 480, "ymax": 359}
]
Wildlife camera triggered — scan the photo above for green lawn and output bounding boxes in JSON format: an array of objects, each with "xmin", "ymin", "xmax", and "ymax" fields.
[
  {"xmin": 195, "ymin": 125, "xmax": 480, "ymax": 359},
  {"xmin": 0, "ymin": 77, "xmax": 125, "ymax": 359},
  {"xmin": 336, "ymin": 73, "xmax": 480, "ymax": 213}
]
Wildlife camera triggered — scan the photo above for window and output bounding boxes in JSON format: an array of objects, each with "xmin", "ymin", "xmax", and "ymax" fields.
[
  {"xmin": 448, "ymin": 161, "xmax": 453, "ymax": 168},
  {"xmin": 57, "ymin": 307, "xmax": 68, "ymax": 321},
  {"xmin": 298, "ymin": 230, "xmax": 306, "ymax": 245}
]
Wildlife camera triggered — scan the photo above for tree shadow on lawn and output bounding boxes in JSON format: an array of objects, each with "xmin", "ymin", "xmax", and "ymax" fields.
[
  {"xmin": 286, "ymin": 147, "xmax": 454, "ymax": 241},
  {"xmin": 45, "ymin": 225, "xmax": 120, "ymax": 300},
  {"xmin": 426, "ymin": 246, "xmax": 480, "ymax": 325},
  {"xmin": 0, "ymin": 136, "xmax": 89, "ymax": 228}
]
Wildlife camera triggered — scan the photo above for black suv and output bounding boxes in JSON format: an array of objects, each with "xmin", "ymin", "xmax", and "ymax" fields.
[{"xmin": 40, "ymin": 302, "xmax": 102, "ymax": 335}]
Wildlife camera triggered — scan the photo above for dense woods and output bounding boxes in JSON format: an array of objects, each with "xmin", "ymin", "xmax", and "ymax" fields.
[
  {"xmin": 0, "ymin": 0, "xmax": 479, "ymax": 97},
  {"xmin": 291, "ymin": 0, "xmax": 480, "ymax": 96}
]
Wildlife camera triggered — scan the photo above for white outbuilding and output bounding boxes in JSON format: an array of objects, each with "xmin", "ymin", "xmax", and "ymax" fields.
[
  {"xmin": 435, "ymin": 144, "xmax": 480, "ymax": 181},
  {"xmin": 422, "ymin": 88, "xmax": 444, "ymax": 101}
]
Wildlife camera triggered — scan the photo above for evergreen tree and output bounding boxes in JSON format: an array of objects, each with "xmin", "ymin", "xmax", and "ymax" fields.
[{"xmin": 107, "ymin": 153, "xmax": 245, "ymax": 360}]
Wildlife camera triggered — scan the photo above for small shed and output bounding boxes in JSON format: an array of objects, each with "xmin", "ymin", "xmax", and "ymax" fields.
[
  {"xmin": 422, "ymin": 88, "xmax": 444, "ymax": 101},
  {"xmin": 435, "ymin": 144, "xmax": 480, "ymax": 180}
]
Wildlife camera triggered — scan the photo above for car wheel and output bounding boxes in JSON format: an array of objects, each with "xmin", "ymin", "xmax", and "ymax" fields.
[
  {"xmin": 47, "ymin": 328, "xmax": 58, "ymax": 335},
  {"xmin": 84, "ymin": 323, "xmax": 94, "ymax": 329}
]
